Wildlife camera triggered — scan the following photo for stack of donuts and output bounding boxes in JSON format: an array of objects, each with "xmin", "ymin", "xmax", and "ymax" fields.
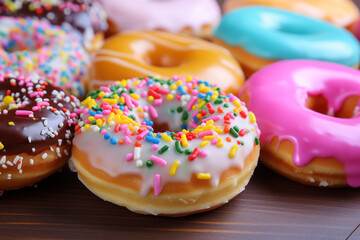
[{"xmin": 0, "ymin": 0, "xmax": 359, "ymax": 217}]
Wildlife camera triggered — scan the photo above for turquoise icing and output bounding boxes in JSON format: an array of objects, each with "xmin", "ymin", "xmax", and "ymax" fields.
[{"xmin": 213, "ymin": 6, "xmax": 360, "ymax": 67}]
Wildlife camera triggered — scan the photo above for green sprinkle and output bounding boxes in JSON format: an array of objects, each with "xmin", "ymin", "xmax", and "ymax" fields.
[
  {"xmin": 177, "ymin": 106, "xmax": 183, "ymax": 113},
  {"xmin": 181, "ymin": 111, "xmax": 189, "ymax": 121},
  {"xmin": 233, "ymin": 112, "xmax": 238, "ymax": 117},
  {"xmin": 241, "ymin": 141, "xmax": 244, "ymax": 145},
  {"xmin": 204, "ymin": 95, "xmax": 210, "ymax": 102},
  {"xmin": 158, "ymin": 145, "xmax": 169, "ymax": 154},
  {"xmin": 214, "ymin": 99, "xmax": 223, "ymax": 104},
  {"xmin": 91, "ymin": 120, "xmax": 96, "ymax": 125},
  {"xmin": 146, "ymin": 160, "xmax": 154, "ymax": 167},
  {"xmin": 128, "ymin": 115, "xmax": 136, "ymax": 120},
  {"xmin": 233, "ymin": 126, "xmax": 239, "ymax": 132},
  {"xmin": 129, "ymin": 87, "xmax": 135, "ymax": 94},
  {"xmin": 224, "ymin": 103, "xmax": 229, "ymax": 108},
  {"xmin": 175, "ymin": 141, "xmax": 184, "ymax": 153},
  {"xmin": 170, "ymin": 108, "xmax": 176, "ymax": 113},
  {"xmin": 230, "ymin": 128, "xmax": 239, "ymax": 138},
  {"xmin": 185, "ymin": 149, "xmax": 192, "ymax": 155},
  {"xmin": 255, "ymin": 136, "xmax": 260, "ymax": 145}
]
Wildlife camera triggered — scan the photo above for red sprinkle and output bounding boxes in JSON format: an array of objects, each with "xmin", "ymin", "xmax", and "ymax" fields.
[
  {"xmin": 135, "ymin": 142, "xmax": 142, "ymax": 147},
  {"xmin": 239, "ymin": 129, "xmax": 246, "ymax": 136},
  {"xmin": 240, "ymin": 111, "xmax": 247, "ymax": 118},
  {"xmin": 188, "ymin": 147, "xmax": 200, "ymax": 161}
]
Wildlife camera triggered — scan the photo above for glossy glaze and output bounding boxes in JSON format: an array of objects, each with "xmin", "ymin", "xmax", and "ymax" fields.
[
  {"xmin": 223, "ymin": 0, "xmax": 360, "ymax": 29},
  {"xmin": 91, "ymin": 31, "xmax": 244, "ymax": 94},
  {"xmin": 213, "ymin": 6, "xmax": 360, "ymax": 67},
  {"xmin": 241, "ymin": 60, "xmax": 360, "ymax": 187}
]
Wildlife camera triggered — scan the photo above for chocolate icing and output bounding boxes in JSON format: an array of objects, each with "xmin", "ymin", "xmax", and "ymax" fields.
[{"xmin": 0, "ymin": 74, "xmax": 79, "ymax": 156}]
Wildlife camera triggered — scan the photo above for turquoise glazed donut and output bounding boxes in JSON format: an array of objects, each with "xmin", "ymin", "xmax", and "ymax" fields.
[{"xmin": 213, "ymin": 6, "xmax": 360, "ymax": 75}]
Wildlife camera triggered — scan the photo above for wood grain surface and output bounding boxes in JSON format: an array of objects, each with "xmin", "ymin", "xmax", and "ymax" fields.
[{"xmin": 2, "ymin": 1, "xmax": 360, "ymax": 240}]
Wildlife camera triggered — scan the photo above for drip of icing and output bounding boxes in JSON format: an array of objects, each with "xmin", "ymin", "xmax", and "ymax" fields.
[
  {"xmin": 213, "ymin": 6, "xmax": 360, "ymax": 67},
  {"xmin": 242, "ymin": 60, "xmax": 360, "ymax": 187}
]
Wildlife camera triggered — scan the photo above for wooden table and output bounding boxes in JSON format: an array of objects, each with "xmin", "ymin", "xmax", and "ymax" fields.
[
  {"xmin": 2, "ymin": 163, "xmax": 359, "ymax": 240},
  {"xmin": 2, "ymin": 1, "xmax": 360, "ymax": 239}
]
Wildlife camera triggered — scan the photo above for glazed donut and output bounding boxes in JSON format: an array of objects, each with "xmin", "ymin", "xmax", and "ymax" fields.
[
  {"xmin": 98, "ymin": 0, "xmax": 221, "ymax": 38},
  {"xmin": 240, "ymin": 60, "xmax": 360, "ymax": 188},
  {"xmin": 71, "ymin": 76, "xmax": 260, "ymax": 216},
  {"xmin": 91, "ymin": 31, "xmax": 244, "ymax": 95},
  {"xmin": 0, "ymin": 17, "xmax": 90, "ymax": 97},
  {"xmin": 213, "ymin": 7, "xmax": 360, "ymax": 77},
  {"xmin": 0, "ymin": 0, "xmax": 108, "ymax": 52},
  {"xmin": 0, "ymin": 73, "xmax": 80, "ymax": 190},
  {"xmin": 223, "ymin": 0, "xmax": 360, "ymax": 30}
]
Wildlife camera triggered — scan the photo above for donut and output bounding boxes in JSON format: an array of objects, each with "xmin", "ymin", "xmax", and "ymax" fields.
[
  {"xmin": 0, "ymin": 73, "xmax": 80, "ymax": 190},
  {"xmin": 98, "ymin": 0, "xmax": 221, "ymax": 38},
  {"xmin": 223, "ymin": 0, "xmax": 360, "ymax": 30},
  {"xmin": 71, "ymin": 76, "xmax": 260, "ymax": 216},
  {"xmin": 91, "ymin": 31, "xmax": 244, "ymax": 95},
  {"xmin": 0, "ymin": 0, "xmax": 108, "ymax": 52},
  {"xmin": 0, "ymin": 17, "xmax": 90, "ymax": 97},
  {"xmin": 353, "ymin": 18, "xmax": 360, "ymax": 41},
  {"xmin": 212, "ymin": 6, "xmax": 360, "ymax": 77},
  {"xmin": 239, "ymin": 60, "xmax": 360, "ymax": 188}
]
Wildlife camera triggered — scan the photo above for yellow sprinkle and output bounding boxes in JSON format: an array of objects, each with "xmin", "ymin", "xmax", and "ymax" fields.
[
  {"xmin": 3, "ymin": 96, "xmax": 14, "ymax": 105},
  {"xmin": 161, "ymin": 134, "xmax": 172, "ymax": 142},
  {"xmin": 130, "ymin": 93, "xmax": 140, "ymax": 100},
  {"xmin": 8, "ymin": 122, "xmax": 14, "ymax": 126},
  {"xmin": 113, "ymin": 94, "xmax": 119, "ymax": 100},
  {"xmin": 84, "ymin": 124, "xmax": 90, "ymax": 130},
  {"xmin": 98, "ymin": 91, "xmax": 105, "ymax": 98},
  {"xmin": 107, "ymin": 112, "xmax": 115, "ymax": 124},
  {"xmin": 199, "ymin": 141, "xmax": 209, "ymax": 148},
  {"xmin": 181, "ymin": 129, "xmax": 189, "ymax": 134},
  {"xmin": 203, "ymin": 135, "xmax": 216, "ymax": 140},
  {"xmin": 119, "ymin": 96, "xmax": 125, "ymax": 104},
  {"xmin": 137, "ymin": 108, "xmax": 143, "ymax": 112},
  {"xmin": 214, "ymin": 129, "xmax": 223, "ymax": 134},
  {"xmin": 88, "ymin": 116, "xmax": 95, "ymax": 122},
  {"xmin": 169, "ymin": 161, "xmax": 180, "ymax": 176},
  {"xmin": 0, "ymin": 142, "xmax": 4, "ymax": 150},
  {"xmin": 82, "ymin": 96, "xmax": 92, "ymax": 106},
  {"xmin": 229, "ymin": 145, "xmax": 239, "ymax": 158},
  {"xmin": 10, "ymin": 105, "xmax": 18, "ymax": 109},
  {"xmin": 166, "ymin": 94, "xmax": 174, "ymax": 101},
  {"xmin": 233, "ymin": 100, "xmax": 242, "ymax": 108},
  {"xmin": 96, "ymin": 119, "xmax": 103, "ymax": 127},
  {"xmin": 198, "ymin": 100, "xmax": 206, "ymax": 109},
  {"xmin": 147, "ymin": 96, "xmax": 154, "ymax": 102},
  {"xmin": 176, "ymin": 80, "xmax": 183, "ymax": 86},
  {"xmin": 181, "ymin": 134, "xmax": 188, "ymax": 147},
  {"xmin": 170, "ymin": 84, "xmax": 177, "ymax": 90},
  {"xmin": 197, "ymin": 173, "xmax": 211, "ymax": 180},
  {"xmin": 211, "ymin": 94, "xmax": 218, "ymax": 100},
  {"xmin": 186, "ymin": 76, "xmax": 192, "ymax": 82},
  {"xmin": 103, "ymin": 98, "xmax": 117, "ymax": 105},
  {"xmin": 128, "ymin": 125, "xmax": 135, "ymax": 131},
  {"xmin": 249, "ymin": 112, "xmax": 256, "ymax": 123},
  {"xmin": 217, "ymin": 142, "xmax": 223, "ymax": 148}
]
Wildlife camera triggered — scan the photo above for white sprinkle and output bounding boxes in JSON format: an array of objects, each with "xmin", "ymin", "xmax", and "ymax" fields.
[
  {"xmin": 0, "ymin": 156, "xmax": 6, "ymax": 164},
  {"xmin": 2, "ymin": 164, "xmax": 7, "ymax": 169},
  {"xmin": 42, "ymin": 153, "xmax": 48, "ymax": 159},
  {"xmin": 32, "ymin": 148, "xmax": 36, "ymax": 152},
  {"xmin": 134, "ymin": 147, "xmax": 141, "ymax": 160},
  {"xmin": 7, "ymin": 174, "xmax": 11, "ymax": 180},
  {"xmin": 64, "ymin": 150, "xmax": 69, "ymax": 156},
  {"xmin": 6, "ymin": 161, "xmax": 13, "ymax": 166},
  {"xmin": 58, "ymin": 122, "xmax": 64, "ymax": 128},
  {"xmin": 50, "ymin": 147, "xmax": 54, "ymax": 152},
  {"xmin": 28, "ymin": 136, "xmax": 32, "ymax": 143},
  {"xmin": 136, "ymin": 160, "xmax": 143, "ymax": 168},
  {"xmin": 58, "ymin": 139, "xmax": 62, "ymax": 146},
  {"xmin": 30, "ymin": 159, "xmax": 34, "ymax": 165}
]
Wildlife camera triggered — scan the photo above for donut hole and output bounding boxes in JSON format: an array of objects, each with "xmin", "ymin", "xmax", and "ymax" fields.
[
  {"xmin": 144, "ymin": 46, "xmax": 185, "ymax": 68},
  {"xmin": 306, "ymin": 94, "xmax": 360, "ymax": 118}
]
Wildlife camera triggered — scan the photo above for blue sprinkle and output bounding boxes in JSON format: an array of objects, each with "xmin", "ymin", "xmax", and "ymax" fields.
[
  {"xmin": 198, "ymin": 93, "xmax": 206, "ymax": 99},
  {"xmin": 110, "ymin": 137, "xmax": 117, "ymax": 145},
  {"xmin": 119, "ymin": 106, "xmax": 124, "ymax": 111},
  {"xmin": 89, "ymin": 110, "xmax": 96, "ymax": 116},
  {"xmin": 156, "ymin": 133, "xmax": 162, "ymax": 138},
  {"xmin": 145, "ymin": 136, "xmax": 160, "ymax": 144},
  {"xmin": 177, "ymin": 85, "xmax": 186, "ymax": 95},
  {"xmin": 96, "ymin": 110, "xmax": 102, "ymax": 114},
  {"xmin": 193, "ymin": 115, "xmax": 199, "ymax": 123},
  {"xmin": 104, "ymin": 133, "xmax": 110, "ymax": 140},
  {"xmin": 206, "ymin": 91, "xmax": 213, "ymax": 96},
  {"xmin": 146, "ymin": 80, "xmax": 153, "ymax": 86},
  {"xmin": 181, "ymin": 123, "xmax": 187, "ymax": 130}
]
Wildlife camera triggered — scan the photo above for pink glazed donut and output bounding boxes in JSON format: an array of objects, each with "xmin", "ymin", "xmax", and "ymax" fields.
[
  {"xmin": 240, "ymin": 60, "xmax": 360, "ymax": 188},
  {"xmin": 99, "ymin": 0, "xmax": 221, "ymax": 38}
]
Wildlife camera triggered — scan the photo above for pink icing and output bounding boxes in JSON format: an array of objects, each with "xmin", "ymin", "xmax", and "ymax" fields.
[
  {"xmin": 98, "ymin": 0, "xmax": 221, "ymax": 34},
  {"xmin": 241, "ymin": 60, "xmax": 360, "ymax": 187}
]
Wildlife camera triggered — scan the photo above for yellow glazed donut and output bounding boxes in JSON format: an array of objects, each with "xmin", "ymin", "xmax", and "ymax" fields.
[
  {"xmin": 90, "ymin": 31, "xmax": 244, "ymax": 95},
  {"xmin": 71, "ymin": 76, "xmax": 260, "ymax": 216},
  {"xmin": 223, "ymin": 0, "xmax": 360, "ymax": 30}
]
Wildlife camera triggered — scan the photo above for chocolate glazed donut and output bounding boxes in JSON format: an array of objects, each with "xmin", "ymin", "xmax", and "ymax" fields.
[{"xmin": 0, "ymin": 74, "xmax": 80, "ymax": 190}]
